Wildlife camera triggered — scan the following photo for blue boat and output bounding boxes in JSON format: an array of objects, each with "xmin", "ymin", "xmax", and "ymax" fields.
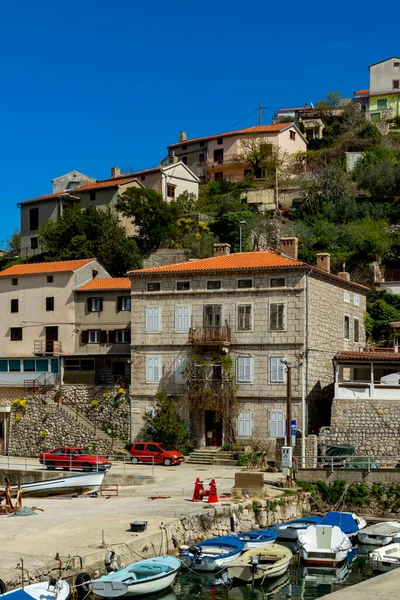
[
  {"xmin": 319, "ymin": 511, "xmax": 367, "ymax": 538},
  {"xmin": 273, "ymin": 516, "xmax": 322, "ymax": 540},
  {"xmin": 234, "ymin": 529, "xmax": 278, "ymax": 549},
  {"xmin": 91, "ymin": 556, "xmax": 181, "ymax": 597},
  {"xmin": 179, "ymin": 535, "xmax": 244, "ymax": 572}
]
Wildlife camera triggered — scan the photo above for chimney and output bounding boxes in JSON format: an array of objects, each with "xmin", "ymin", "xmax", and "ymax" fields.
[
  {"xmin": 280, "ymin": 237, "xmax": 298, "ymax": 261},
  {"xmin": 111, "ymin": 167, "xmax": 121, "ymax": 178},
  {"xmin": 179, "ymin": 131, "xmax": 187, "ymax": 142},
  {"xmin": 213, "ymin": 243, "xmax": 231, "ymax": 257},
  {"xmin": 316, "ymin": 253, "xmax": 331, "ymax": 273},
  {"xmin": 338, "ymin": 271, "xmax": 351, "ymax": 282},
  {"xmin": 169, "ymin": 150, "xmax": 178, "ymax": 165}
]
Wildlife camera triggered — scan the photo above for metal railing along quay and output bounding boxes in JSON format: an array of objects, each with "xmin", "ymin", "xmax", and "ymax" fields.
[{"xmin": 294, "ymin": 454, "xmax": 400, "ymax": 472}]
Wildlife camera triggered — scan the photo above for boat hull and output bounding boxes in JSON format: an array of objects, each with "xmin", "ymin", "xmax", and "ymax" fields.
[
  {"xmin": 92, "ymin": 570, "xmax": 179, "ymax": 597},
  {"xmin": 370, "ymin": 543, "xmax": 400, "ymax": 573},
  {"xmin": 228, "ymin": 560, "xmax": 290, "ymax": 582},
  {"xmin": 180, "ymin": 550, "xmax": 242, "ymax": 572},
  {"xmin": 298, "ymin": 525, "xmax": 352, "ymax": 568},
  {"xmin": 1, "ymin": 580, "xmax": 70, "ymax": 600},
  {"xmin": 300, "ymin": 551, "xmax": 349, "ymax": 568},
  {"xmin": 7, "ymin": 472, "xmax": 105, "ymax": 497}
]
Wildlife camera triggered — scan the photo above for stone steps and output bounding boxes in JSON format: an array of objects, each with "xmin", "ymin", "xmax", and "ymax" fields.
[{"xmin": 187, "ymin": 448, "xmax": 240, "ymax": 466}]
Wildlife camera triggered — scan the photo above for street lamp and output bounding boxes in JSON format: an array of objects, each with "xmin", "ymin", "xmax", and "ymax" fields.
[{"xmin": 239, "ymin": 220, "xmax": 246, "ymax": 253}]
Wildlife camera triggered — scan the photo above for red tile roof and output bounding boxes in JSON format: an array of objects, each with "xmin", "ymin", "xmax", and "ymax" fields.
[
  {"xmin": 169, "ymin": 123, "xmax": 295, "ymax": 148},
  {"xmin": 335, "ymin": 351, "xmax": 400, "ymax": 361},
  {"xmin": 354, "ymin": 89, "xmax": 369, "ymax": 96},
  {"xmin": 76, "ymin": 277, "xmax": 131, "ymax": 291},
  {"xmin": 0, "ymin": 259, "xmax": 95, "ymax": 277},
  {"xmin": 73, "ymin": 177, "xmax": 139, "ymax": 192},
  {"xmin": 129, "ymin": 251, "xmax": 304, "ymax": 274}
]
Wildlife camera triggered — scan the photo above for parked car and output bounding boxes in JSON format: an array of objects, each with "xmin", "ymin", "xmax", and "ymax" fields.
[
  {"xmin": 39, "ymin": 446, "xmax": 111, "ymax": 472},
  {"xmin": 130, "ymin": 442, "xmax": 184, "ymax": 466}
]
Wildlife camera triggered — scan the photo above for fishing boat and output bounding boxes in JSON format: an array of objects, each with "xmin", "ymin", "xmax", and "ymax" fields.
[
  {"xmin": 1, "ymin": 472, "xmax": 105, "ymax": 498},
  {"xmin": 370, "ymin": 543, "xmax": 400, "ymax": 572},
  {"xmin": 90, "ymin": 556, "xmax": 181, "ymax": 597},
  {"xmin": 0, "ymin": 579, "xmax": 70, "ymax": 600},
  {"xmin": 358, "ymin": 521, "xmax": 400, "ymax": 546},
  {"xmin": 227, "ymin": 543, "xmax": 292, "ymax": 583},
  {"xmin": 179, "ymin": 536, "xmax": 244, "ymax": 572},
  {"xmin": 319, "ymin": 511, "xmax": 367, "ymax": 539},
  {"xmin": 297, "ymin": 525, "xmax": 352, "ymax": 567},
  {"xmin": 233, "ymin": 529, "xmax": 278, "ymax": 549},
  {"xmin": 273, "ymin": 516, "xmax": 322, "ymax": 540}
]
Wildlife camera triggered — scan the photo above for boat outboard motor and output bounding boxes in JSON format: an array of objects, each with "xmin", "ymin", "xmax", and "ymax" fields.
[
  {"xmin": 105, "ymin": 550, "xmax": 118, "ymax": 573},
  {"xmin": 188, "ymin": 545, "xmax": 203, "ymax": 564}
]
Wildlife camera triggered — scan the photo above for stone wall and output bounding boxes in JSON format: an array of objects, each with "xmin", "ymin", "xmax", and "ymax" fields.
[
  {"xmin": 319, "ymin": 397, "xmax": 400, "ymax": 456},
  {"xmin": 143, "ymin": 249, "xmax": 187, "ymax": 269}
]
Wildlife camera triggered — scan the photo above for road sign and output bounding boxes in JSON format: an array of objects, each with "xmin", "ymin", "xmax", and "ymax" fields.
[{"xmin": 291, "ymin": 419, "xmax": 296, "ymax": 447}]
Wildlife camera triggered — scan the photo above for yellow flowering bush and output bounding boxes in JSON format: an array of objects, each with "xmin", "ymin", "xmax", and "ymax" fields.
[
  {"xmin": 91, "ymin": 399, "xmax": 99, "ymax": 408},
  {"xmin": 15, "ymin": 412, "xmax": 21, "ymax": 422}
]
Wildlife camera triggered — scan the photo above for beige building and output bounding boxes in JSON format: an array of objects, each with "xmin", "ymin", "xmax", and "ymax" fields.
[
  {"xmin": 128, "ymin": 242, "xmax": 368, "ymax": 446},
  {"xmin": 167, "ymin": 123, "xmax": 307, "ymax": 182}
]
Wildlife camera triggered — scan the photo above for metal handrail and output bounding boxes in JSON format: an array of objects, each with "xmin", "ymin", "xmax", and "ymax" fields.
[{"xmin": 294, "ymin": 454, "xmax": 400, "ymax": 473}]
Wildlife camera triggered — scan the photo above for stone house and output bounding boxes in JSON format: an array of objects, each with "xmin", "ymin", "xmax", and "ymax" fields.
[
  {"xmin": 128, "ymin": 241, "xmax": 368, "ymax": 447},
  {"xmin": 167, "ymin": 123, "xmax": 307, "ymax": 183}
]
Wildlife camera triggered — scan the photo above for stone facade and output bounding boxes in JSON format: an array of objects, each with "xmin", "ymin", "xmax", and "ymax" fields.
[{"xmin": 129, "ymin": 249, "xmax": 367, "ymax": 446}]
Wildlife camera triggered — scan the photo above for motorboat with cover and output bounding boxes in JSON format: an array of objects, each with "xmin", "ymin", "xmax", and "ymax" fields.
[
  {"xmin": 90, "ymin": 556, "xmax": 181, "ymax": 597},
  {"xmin": 319, "ymin": 511, "xmax": 366, "ymax": 538},
  {"xmin": 358, "ymin": 521, "xmax": 400, "ymax": 546},
  {"xmin": 233, "ymin": 529, "xmax": 278, "ymax": 549},
  {"xmin": 227, "ymin": 543, "xmax": 292, "ymax": 582},
  {"xmin": 273, "ymin": 516, "xmax": 322, "ymax": 540},
  {"xmin": 179, "ymin": 536, "xmax": 244, "ymax": 571},
  {"xmin": 369, "ymin": 543, "xmax": 400, "ymax": 573},
  {"xmin": 297, "ymin": 525, "xmax": 352, "ymax": 566}
]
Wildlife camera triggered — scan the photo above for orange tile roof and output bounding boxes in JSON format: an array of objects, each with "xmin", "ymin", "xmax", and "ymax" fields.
[
  {"xmin": 128, "ymin": 251, "xmax": 304, "ymax": 274},
  {"xmin": 76, "ymin": 277, "xmax": 131, "ymax": 291},
  {"xmin": 335, "ymin": 351, "xmax": 400, "ymax": 361},
  {"xmin": 0, "ymin": 259, "xmax": 95, "ymax": 277},
  {"xmin": 74, "ymin": 176, "xmax": 139, "ymax": 192},
  {"xmin": 354, "ymin": 89, "xmax": 369, "ymax": 96},
  {"xmin": 169, "ymin": 123, "xmax": 295, "ymax": 148}
]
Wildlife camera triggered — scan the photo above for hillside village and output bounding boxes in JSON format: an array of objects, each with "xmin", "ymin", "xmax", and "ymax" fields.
[{"xmin": 2, "ymin": 56, "xmax": 400, "ymax": 462}]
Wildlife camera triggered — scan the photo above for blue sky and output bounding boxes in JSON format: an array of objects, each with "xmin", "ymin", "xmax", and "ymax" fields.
[{"xmin": 0, "ymin": 0, "xmax": 397, "ymax": 244}]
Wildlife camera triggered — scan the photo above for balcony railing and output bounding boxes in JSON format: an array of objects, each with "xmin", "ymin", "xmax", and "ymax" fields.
[
  {"xmin": 384, "ymin": 268, "xmax": 400, "ymax": 282},
  {"xmin": 34, "ymin": 340, "xmax": 62, "ymax": 355},
  {"xmin": 188, "ymin": 326, "xmax": 231, "ymax": 345},
  {"xmin": 95, "ymin": 373, "xmax": 131, "ymax": 386}
]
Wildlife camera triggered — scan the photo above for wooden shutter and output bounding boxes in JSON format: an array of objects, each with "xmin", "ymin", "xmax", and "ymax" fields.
[
  {"xmin": 108, "ymin": 330, "xmax": 116, "ymax": 344},
  {"xmin": 270, "ymin": 411, "xmax": 285, "ymax": 437},
  {"xmin": 100, "ymin": 330, "xmax": 107, "ymax": 344},
  {"xmin": 99, "ymin": 297, "xmax": 103, "ymax": 312},
  {"xmin": 87, "ymin": 298, "xmax": 93, "ymax": 312},
  {"xmin": 146, "ymin": 356, "xmax": 161, "ymax": 382},
  {"xmin": 117, "ymin": 296, "xmax": 122, "ymax": 312},
  {"xmin": 81, "ymin": 330, "xmax": 89, "ymax": 344},
  {"xmin": 146, "ymin": 307, "xmax": 161, "ymax": 331},
  {"xmin": 125, "ymin": 328, "xmax": 131, "ymax": 343},
  {"xmin": 237, "ymin": 412, "xmax": 245, "ymax": 436}
]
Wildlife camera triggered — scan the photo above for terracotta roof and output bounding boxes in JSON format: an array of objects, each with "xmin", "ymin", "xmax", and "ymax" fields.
[
  {"xmin": 335, "ymin": 351, "xmax": 400, "ymax": 361},
  {"xmin": 76, "ymin": 277, "xmax": 131, "ymax": 292},
  {"xmin": 19, "ymin": 191, "xmax": 73, "ymax": 205},
  {"xmin": 129, "ymin": 251, "xmax": 305, "ymax": 275},
  {"xmin": 169, "ymin": 123, "xmax": 295, "ymax": 148},
  {"xmin": 390, "ymin": 322, "xmax": 400, "ymax": 328},
  {"xmin": 74, "ymin": 177, "xmax": 139, "ymax": 192},
  {"xmin": 0, "ymin": 259, "xmax": 95, "ymax": 277},
  {"xmin": 354, "ymin": 89, "xmax": 369, "ymax": 96}
]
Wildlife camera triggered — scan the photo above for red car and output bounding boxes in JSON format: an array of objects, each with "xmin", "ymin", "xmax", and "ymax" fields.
[
  {"xmin": 39, "ymin": 446, "xmax": 111, "ymax": 472},
  {"xmin": 130, "ymin": 442, "xmax": 184, "ymax": 466}
]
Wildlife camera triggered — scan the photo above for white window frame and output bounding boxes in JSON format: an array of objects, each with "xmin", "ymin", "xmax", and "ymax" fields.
[
  {"xmin": 115, "ymin": 330, "xmax": 130, "ymax": 343},
  {"xmin": 270, "ymin": 276, "xmax": 286, "ymax": 288},
  {"xmin": 354, "ymin": 317, "xmax": 360, "ymax": 343},
  {"xmin": 145, "ymin": 356, "xmax": 162, "ymax": 383},
  {"xmin": 237, "ymin": 356, "xmax": 253, "ymax": 383},
  {"xmin": 269, "ymin": 409, "xmax": 285, "ymax": 438},
  {"xmin": 269, "ymin": 356, "xmax": 285, "ymax": 383},
  {"xmin": 175, "ymin": 305, "xmax": 191, "ymax": 332},
  {"xmin": 344, "ymin": 292, "xmax": 350, "ymax": 304},
  {"xmin": 237, "ymin": 278, "xmax": 253, "ymax": 289},
  {"xmin": 176, "ymin": 280, "xmax": 190, "ymax": 291},
  {"xmin": 269, "ymin": 302, "xmax": 286, "ymax": 331},
  {"xmin": 344, "ymin": 314, "xmax": 350, "ymax": 341},
  {"xmin": 88, "ymin": 330, "xmax": 101, "ymax": 343},
  {"xmin": 121, "ymin": 296, "xmax": 131, "ymax": 311},
  {"xmin": 237, "ymin": 410, "xmax": 253, "ymax": 437},
  {"xmin": 175, "ymin": 354, "xmax": 188, "ymax": 383},
  {"xmin": 353, "ymin": 295, "xmax": 360, "ymax": 306},
  {"xmin": 237, "ymin": 303, "xmax": 253, "ymax": 331},
  {"xmin": 146, "ymin": 307, "xmax": 162, "ymax": 333},
  {"xmin": 91, "ymin": 297, "xmax": 102, "ymax": 312}
]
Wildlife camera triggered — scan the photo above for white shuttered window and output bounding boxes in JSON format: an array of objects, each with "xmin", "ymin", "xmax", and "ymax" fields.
[
  {"xmin": 269, "ymin": 356, "xmax": 285, "ymax": 383},
  {"xmin": 175, "ymin": 306, "xmax": 191, "ymax": 332},
  {"xmin": 237, "ymin": 356, "xmax": 253, "ymax": 383},
  {"xmin": 269, "ymin": 410, "xmax": 285, "ymax": 437},
  {"xmin": 175, "ymin": 354, "xmax": 188, "ymax": 382},
  {"xmin": 146, "ymin": 356, "xmax": 161, "ymax": 382},
  {"xmin": 146, "ymin": 307, "xmax": 161, "ymax": 332},
  {"xmin": 237, "ymin": 411, "xmax": 253, "ymax": 437}
]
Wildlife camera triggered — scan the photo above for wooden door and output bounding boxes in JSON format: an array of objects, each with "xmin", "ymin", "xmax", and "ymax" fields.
[
  {"xmin": 205, "ymin": 410, "xmax": 222, "ymax": 446},
  {"xmin": 45, "ymin": 326, "xmax": 58, "ymax": 353}
]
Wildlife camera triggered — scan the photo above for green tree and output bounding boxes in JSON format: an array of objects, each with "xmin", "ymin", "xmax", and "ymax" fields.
[
  {"xmin": 142, "ymin": 391, "xmax": 195, "ymax": 454},
  {"xmin": 39, "ymin": 205, "xmax": 141, "ymax": 276}
]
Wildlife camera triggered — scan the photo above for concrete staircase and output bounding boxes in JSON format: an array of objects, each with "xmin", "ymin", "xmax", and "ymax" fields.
[{"xmin": 186, "ymin": 448, "xmax": 239, "ymax": 466}]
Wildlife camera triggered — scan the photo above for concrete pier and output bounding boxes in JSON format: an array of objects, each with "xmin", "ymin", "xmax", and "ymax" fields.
[{"xmin": 320, "ymin": 569, "xmax": 400, "ymax": 598}]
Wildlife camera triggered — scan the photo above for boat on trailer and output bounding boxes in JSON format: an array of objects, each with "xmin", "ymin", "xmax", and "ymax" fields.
[
  {"xmin": 227, "ymin": 543, "xmax": 292, "ymax": 582},
  {"xmin": 297, "ymin": 525, "xmax": 352, "ymax": 567},
  {"xmin": 91, "ymin": 556, "xmax": 181, "ymax": 597},
  {"xmin": 179, "ymin": 536, "xmax": 244, "ymax": 572},
  {"xmin": 273, "ymin": 516, "xmax": 322, "ymax": 540}
]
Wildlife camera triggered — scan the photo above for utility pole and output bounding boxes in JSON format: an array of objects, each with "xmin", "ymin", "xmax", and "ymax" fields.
[{"xmin": 258, "ymin": 103, "xmax": 263, "ymax": 126}]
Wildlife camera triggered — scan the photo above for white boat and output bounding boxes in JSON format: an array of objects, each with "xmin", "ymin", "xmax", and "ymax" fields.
[
  {"xmin": 0, "ymin": 579, "xmax": 70, "ymax": 600},
  {"xmin": 319, "ymin": 511, "xmax": 367, "ymax": 539},
  {"xmin": 273, "ymin": 516, "xmax": 322, "ymax": 541},
  {"xmin": 297, "ymin": 525, "xmax": 352, "ymax": 567},
  {"xmin": 358, "ymin": 521, "xmax": 400, "ymax": 546},
  {"xmin": 370, "ymin": 543, "xmax": 400, "ymax": 572},
  {"xmin": 179, "ymin": 536, "xmax": 244, "ymax": 572},
  {"xmin": 91, "ymin": 556, "xmax": 181, "ymax": 597},
  {"xmin": 227, "ymin": 543, "xmax": 292, "ymax": 583},
  {"xmin": 2, "ymin": 472, "xmax": 105, "ymax": 497}
]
